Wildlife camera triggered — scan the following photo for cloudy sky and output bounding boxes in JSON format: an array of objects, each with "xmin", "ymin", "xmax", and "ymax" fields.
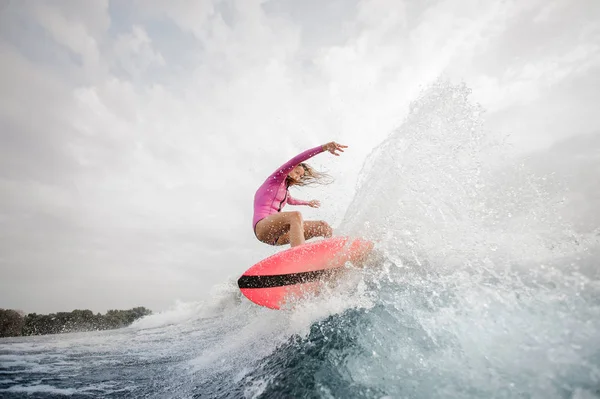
[{"xmin": 1, "ymin": 0, "xmax": 599, "ymax": 313}]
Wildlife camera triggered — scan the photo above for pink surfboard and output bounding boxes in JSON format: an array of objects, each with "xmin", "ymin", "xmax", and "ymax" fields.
[{"xmin": 238, "ymin": 236, "xmax": 374, "ymax": 309}]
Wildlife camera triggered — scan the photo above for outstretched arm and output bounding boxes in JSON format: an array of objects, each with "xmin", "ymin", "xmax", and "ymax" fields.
[
  {"xmin": 266, "ymin": 145, "xmax": 324, "ymax": 183},
  {"xmin": 265, "ymin": 142, "xmax": 347, "ymax": 184}
]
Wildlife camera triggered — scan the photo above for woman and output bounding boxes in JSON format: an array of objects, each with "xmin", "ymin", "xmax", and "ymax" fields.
[{"xmin": 253, "ymin": 141, "xmax": 347, "ymax": 247}]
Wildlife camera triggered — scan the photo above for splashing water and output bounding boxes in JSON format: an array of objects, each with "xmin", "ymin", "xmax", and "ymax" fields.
[
  {"xmin": 2, "ymin": 81, "xmax": 599, "ymax": 398},
  {"xmin": 330, "ymin": 80, "xmax": 600, "ymax": 398}
]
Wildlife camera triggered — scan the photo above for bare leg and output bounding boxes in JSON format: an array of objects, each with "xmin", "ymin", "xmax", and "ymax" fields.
[
  {"xmin": 275, "ymin": 220, "xmax": 333, "ymax": 246},
  {"xmin": 288, "ymin": 212, "xmax": 305, "ymax": 247},
  {"xmin": 255, "ymin": 213, "xmax": 333, "ymax": 247},
  {"xmin": 255, "ymin": 211, "xmax": 306, "ymax": 247}
]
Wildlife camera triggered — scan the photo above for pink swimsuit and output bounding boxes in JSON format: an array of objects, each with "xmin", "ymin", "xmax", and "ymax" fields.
[{"xmin": 253, "ymin": 145, "xmax": 324, "ymax": 232}]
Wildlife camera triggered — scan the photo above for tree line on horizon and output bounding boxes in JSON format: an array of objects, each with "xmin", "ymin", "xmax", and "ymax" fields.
[{"xmin": 0, "ymin": 307, "xmax": 152, "ymax": 337}]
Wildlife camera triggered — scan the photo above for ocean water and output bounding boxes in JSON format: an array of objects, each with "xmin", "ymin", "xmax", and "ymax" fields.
[{"xmin": 2, "ymin": 81, "xmax": 599, "ymax": 399}]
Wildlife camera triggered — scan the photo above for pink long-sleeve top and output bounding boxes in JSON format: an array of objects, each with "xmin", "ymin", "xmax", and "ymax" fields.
[{"xmin": 253, "ymin": 145, "xmax": 324, "ymax": 231}]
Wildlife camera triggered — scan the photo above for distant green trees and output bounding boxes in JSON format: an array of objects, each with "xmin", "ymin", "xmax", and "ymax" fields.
[
  {"xmin": 0, "ymin": 309, "xmax": 25, "ymax": 337},
  {"xmin": 0, "ymin": 307, "xmax": 152, "ymax": 337}
]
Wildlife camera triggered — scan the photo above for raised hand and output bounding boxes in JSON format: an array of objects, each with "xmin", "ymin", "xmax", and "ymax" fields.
[{"xmin": 322, "ymin": 142, "xmax": 347, "ymax": 156}]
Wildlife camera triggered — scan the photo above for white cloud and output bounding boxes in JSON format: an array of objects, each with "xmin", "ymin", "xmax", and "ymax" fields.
[
  {"xmin": 471, "ymin": 41, "xmax": 600, "ymax": 114},
  {"xmin": 30, "ymin": 2, "xmax": 107, "ymax": 74},
  {"xmin": 133, "ymin": 0, "xmax": 217, "ymax": 39},
  {"xmin": 113, "ymin": 25, "xmax": 165, "ymax": 77}
]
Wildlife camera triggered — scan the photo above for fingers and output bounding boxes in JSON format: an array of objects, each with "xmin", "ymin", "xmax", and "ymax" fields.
[{"xmin": 326, "ymin": 141, "xmax": 347, "ymax": 156}]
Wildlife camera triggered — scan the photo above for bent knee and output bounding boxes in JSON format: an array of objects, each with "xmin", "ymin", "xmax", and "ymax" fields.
[
  {"xmin": 287, "ymin": 211, "xmax": 303, "ymax": 224},
  {"xmin": 318, "ymin": 220, "xmax": 331, "ymax": 229},
  {"xmin": 319, "ymin": 221, "xmax": 333, "ymax": 236}
]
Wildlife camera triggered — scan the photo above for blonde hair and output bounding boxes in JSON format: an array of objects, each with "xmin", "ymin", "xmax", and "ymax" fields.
[{"xmin": 286, "ymin": 163, "xmax": 333, "ymax": 186}]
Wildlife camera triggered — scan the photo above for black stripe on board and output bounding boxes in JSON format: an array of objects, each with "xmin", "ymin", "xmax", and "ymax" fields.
[{"xmin": 237, "ymin": 268, "xmax": 335, "ymax": 289}]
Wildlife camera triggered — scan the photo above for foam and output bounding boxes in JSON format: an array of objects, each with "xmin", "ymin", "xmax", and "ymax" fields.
[{"xmin": 1, "ymin": 384, "xmax": 76, "ymax": 395}]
